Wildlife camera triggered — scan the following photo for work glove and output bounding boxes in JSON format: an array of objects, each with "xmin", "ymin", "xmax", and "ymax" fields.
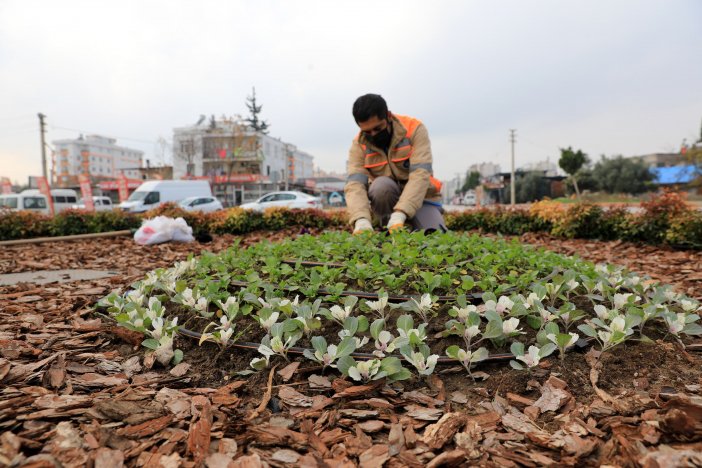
[
  {"xmin": 353, "ymin": 218, "xmax": 373, "ymax": 235},
  {"xmin": 387, "ymin": 211, "xmax": 407, "ymax": 233}
]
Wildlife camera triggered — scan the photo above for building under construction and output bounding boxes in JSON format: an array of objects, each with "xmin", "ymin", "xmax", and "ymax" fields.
[{"xmin": 172, "ymin": 115, "xmax": 314, "ymax": 205}]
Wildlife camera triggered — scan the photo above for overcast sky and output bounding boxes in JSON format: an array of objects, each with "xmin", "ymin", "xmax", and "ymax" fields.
[{"xmin": 1, "ymin": 0, "xmax": 701, "ymax": 184}]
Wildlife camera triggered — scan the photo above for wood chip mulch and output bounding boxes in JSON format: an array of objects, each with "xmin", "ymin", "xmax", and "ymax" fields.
[{"xmin": 1, "ymin": 230, "xmax": 702, "ymax": 467}]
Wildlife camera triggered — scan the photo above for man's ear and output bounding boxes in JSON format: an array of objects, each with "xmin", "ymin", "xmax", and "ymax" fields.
[{"xmin": 387, "ymin": 111, "xmax": 393, "ymax": 119}]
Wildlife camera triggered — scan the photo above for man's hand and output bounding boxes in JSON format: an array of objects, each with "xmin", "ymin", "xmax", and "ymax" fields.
[
  {"xmin": 387, "ymin": 211, "xmax": 407, "ymax": 233},
  {"xmin": 353, "ymin": 218, "xmax": 373, "ymax": 235}
]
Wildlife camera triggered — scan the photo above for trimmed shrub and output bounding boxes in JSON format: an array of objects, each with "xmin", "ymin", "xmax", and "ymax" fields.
[
  {"xmin": 666, "ymin": 211, "xmax": 702, "ymax": 249},
  {"xmin": 627, "ymin": 191, "xmax": 692, "ymax": 244},
  {"xmin": 551, "ymin": 203, "xmax": 605, "ymax": 239},
  {"xmin": 51, "ymin": 209, "xmax": 94, "ymax": 236},
  {"xmin": 87, "ymin": 210, "xmax": 141, "ymax": 233},
  {"xmin": 0, "ymin": 195, "xmax": 699, "ymax": 251},
  {"xmin": 211, "ymin": 207, "xmax": 263, "ymax": 234},
  {"xmin": 0, "ymin": 210, "xmax": 52, "ymax": 240}
]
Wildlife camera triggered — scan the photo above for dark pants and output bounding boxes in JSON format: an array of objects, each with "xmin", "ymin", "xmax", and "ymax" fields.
[{"xmin": 368, "ymin": 176, "xmax": 446, "ymax": 232}]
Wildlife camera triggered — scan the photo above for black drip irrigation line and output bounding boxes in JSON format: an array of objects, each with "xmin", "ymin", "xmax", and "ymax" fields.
[
  {"xmin": 227, "ymin": 268, "xmax": 558, "ymax": 304},
  {"xmin": 177, "ymin": 326, "xmax": 594, "ymax": 365}
]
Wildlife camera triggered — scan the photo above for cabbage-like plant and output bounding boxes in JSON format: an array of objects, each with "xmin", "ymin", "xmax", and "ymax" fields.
[
  {"xmin": 303, "ymin": 336, "xmax": 356, "ymax": 370},
  {"xmin": 509, "ymin": 342, "xmax": 556, "ymax": 370},
  {"xmin": 445, "ymin": 345, "xmax": 488, "ymax": 379},
  {"xmin": 337, "ymin": 355, "xmax": 411, "ymax": 382}
]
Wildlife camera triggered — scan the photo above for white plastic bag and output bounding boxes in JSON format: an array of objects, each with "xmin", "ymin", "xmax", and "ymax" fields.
[{"xmin": 134, "ymin": 216, "xmax": 195, "ymax": 245}]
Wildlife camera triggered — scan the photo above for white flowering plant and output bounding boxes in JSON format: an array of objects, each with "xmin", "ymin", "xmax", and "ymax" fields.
[
  {"xmin": 172, "ymin": 287, "xmax": 211, "ymax": 318},
  {"xmin": 321, "ymin": 296, "xmax": 359, "ymax": 326},
  {"xmin": 577, "ymin": 313, "xmax": 640, "ymax": 352},
  {"xmin": 445, "ymin": 345, "xmax": 488, "ymax": 379},
  {"xmin": 394, "ymin": 314, "xmax": 428, "ymax": 349},
  {"xmin": 403, "ymin": 293, "xmax": 436, "ymax": 323},
  {"xmin": 545, "ymin": 329, "xmax": 580, "ymax": 360},
  {"xmin": 364, "ymin": 291, "xmax": 390, "ymax": 320},
  {"xmin": 303, "ymin": 336, "xmax": 356, "ymax": 370},
  {"xmin": 337, "ymin": 316, "xmax": 370, "ymax": 349},
  {"xmin": 662, "ymin": 311, "xmax": 702, "ymax": 337},
  {"xmin": 291, "ymin": 299, "xmax": 323, "ymax": 336},
  {"xmin": 370, "ymin": 319, "xmax": 400, "ymax": 358},
  {"xmin": 400, "ymin": 347, "xmax": 440, "ymax": 376},
  {"xmin": 509, "ymin": 342, "xmax": 556, "ymax": 371},
  {"xmin": 336, "ymin": 355, "xmax": 411, "ymax": 382}
]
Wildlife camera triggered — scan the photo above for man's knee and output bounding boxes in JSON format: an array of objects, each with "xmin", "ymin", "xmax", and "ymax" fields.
[
  {"xmin": 412, "ymin": 204, "xmax": 447, "ymax": 232},
  {"xmin": 368, "ymin": 177, "xmax": 400, "ymax": 200}
]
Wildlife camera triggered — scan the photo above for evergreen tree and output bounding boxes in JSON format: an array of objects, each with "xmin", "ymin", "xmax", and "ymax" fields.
[
  {"xmin": 592, "ymin": 155, "xmax": 653, "ymax": 194},
  {"xmin": 245, "ymin": 87, "xmax": 270, "ymax": 134}
]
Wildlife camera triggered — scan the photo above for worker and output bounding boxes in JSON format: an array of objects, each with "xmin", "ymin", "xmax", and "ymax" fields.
[{"xmin": 344, "ymin": 93, "xmax": 445, "ymax": 234}]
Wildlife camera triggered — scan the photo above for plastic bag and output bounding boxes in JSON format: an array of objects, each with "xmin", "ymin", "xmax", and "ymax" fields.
[{"xmin": 134, "ymin": 216, "xmax": 195, "ymax": 245}]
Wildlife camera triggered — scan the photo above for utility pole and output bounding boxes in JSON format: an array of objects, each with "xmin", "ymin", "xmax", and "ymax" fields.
[
  {"xmin": 38, "ymin": 113, "xmax": 48, "ymax": 180},
  {"xmin": 510, "ymin": 129, "xmax": 516, "ymax": 206}
]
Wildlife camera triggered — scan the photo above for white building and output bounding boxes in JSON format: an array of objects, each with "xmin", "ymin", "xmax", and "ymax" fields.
[
  {"xmin": 172, "ymin": 116, "xmax": 314, "ymax": 183},
  {"xmin": 469, "ymin": 162, "xmax": 501, "ymax": 178},
  {"xmin": 520, "ymin": 159, "xmax": 561, "ymax": 176},
  {"xmin": 52, "ymin": 135, "xmax": 143, "ymax": 186}
]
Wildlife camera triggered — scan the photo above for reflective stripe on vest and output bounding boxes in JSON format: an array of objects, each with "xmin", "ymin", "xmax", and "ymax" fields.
[
  {"xmin": 361, "ymin": 114, "xmax": 422, "ymax": 169},
  {"xmin": 410, "ymin": 162, "xmax": 432, "ymax": 172},
  {"xmin": 347, "ymin": 173, "xmax": 369, "ymax": 184}
]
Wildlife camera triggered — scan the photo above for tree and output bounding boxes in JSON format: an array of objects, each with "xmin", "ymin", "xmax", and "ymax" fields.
[
  {"xmin": 558, "ymin": 147, "xmax": 589, "ymax": 198},
  {"xmin": 460, "ymin": 170, "xmax": 481, "ymax": 193},
  {"xmin": 516, "ymin": 171, "xmax": 549, "ymax": 203},
  {"xmin": 591, "ymin": 155, "xmax": 653, "ymax": 194},
  {"xmin": 245, "ymin": 87, "xmax": 270, "ymax": 134}
]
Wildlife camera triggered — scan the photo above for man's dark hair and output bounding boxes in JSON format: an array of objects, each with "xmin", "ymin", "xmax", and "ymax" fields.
[{"xmin": 352, "ymin": 94, "xmax": 388, "ymax": 123}]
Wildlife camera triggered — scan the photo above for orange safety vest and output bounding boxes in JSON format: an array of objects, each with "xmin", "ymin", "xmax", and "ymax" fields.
[{"xmin": 359, "ymin": 115, "xmax": 442, "ymax": 192}]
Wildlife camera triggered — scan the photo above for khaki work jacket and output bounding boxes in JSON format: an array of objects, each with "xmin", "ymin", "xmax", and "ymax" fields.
[{"xmin": 344, "ymin": 114, "xmax": 442, "ymax": 225}]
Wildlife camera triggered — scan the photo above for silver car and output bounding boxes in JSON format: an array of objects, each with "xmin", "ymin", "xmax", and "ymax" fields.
[
  {"xmin": 178, "ymin": 196, "xmax": 224, "ymax": 213},
  {"xmin": 240, "ymin": 191, "xmax": 322, "ymax": 212}
]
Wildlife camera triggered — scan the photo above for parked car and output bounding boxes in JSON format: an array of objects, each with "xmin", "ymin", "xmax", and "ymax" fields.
[
  {"xmin": 178, "ymin": 196, "xmax": 223, "ymax": 213},
  {"xmin": 463, "ymin": 192, "xmax": 476, "ymax": 206},
  {"xmin": 22, "ymin": 189, "xmax": 78, "ymax": 213},
  {"xmin": 240, "ymin": 191, "xmax": 322, "ymax": 212},
  {"xmin": 119, "ymin": 180, "xmax": 213, "ymax": 213},
  {"xmin": 0, "ymin": 193, "xmax": 50, "ymax": 215},
  {"xmin": 72, "ymin": 196, "xmax": 114, "ymax": 212}
]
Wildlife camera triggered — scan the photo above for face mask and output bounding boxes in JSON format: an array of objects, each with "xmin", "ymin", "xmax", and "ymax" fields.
[{"xmin": 369, "ymin": 123, "xmax": 392, "ymax": 149}]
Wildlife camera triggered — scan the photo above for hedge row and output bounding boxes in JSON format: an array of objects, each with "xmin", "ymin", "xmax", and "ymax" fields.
[
  {"xmin": 445, "ymin": 191, "xmax": 702, "ymax": 249},
  {"xmin": 1, "ymin": 192, "xmax": 700, "ymax": 249},
  {"xmin": 0, "ymin": 205, "xmax": 347, "ymax": 242}
]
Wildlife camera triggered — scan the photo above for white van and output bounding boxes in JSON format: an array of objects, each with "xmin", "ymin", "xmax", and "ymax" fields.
[
  {"xmin": 21, "ymin": 189, "xmax": 79, "ymax": 213},
  {"xmin": 463, "ymin": 192, "xmax": 476, "ymax": 206},
  {"xmin": 119, "ymin": 180, "xmax": 213, "ymax": 213},
  {"xmin": 0, "ymin": 193, "xmax": 50, "ymax": 215}
]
